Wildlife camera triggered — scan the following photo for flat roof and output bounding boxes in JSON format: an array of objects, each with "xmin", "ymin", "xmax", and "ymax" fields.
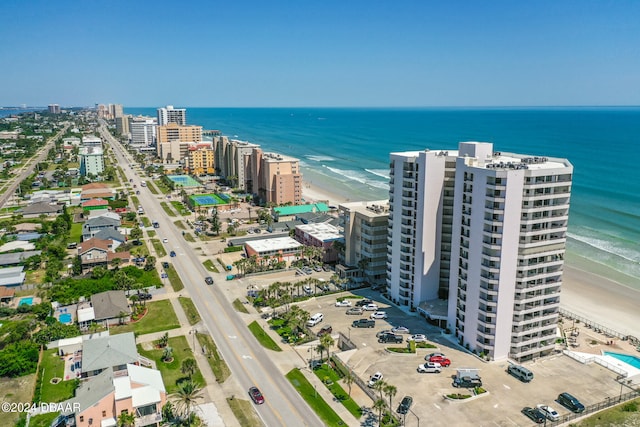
[
  {"xmin": 274, "ymin": 203, "xmax": 329, "ymax": 216},
  {"xmin": 296, "ymin": 222, "xmax": 341, "ymax": 241},
  {"xmin": 246, "ymin": 237, "xmax": 302, "ymax": 253}
]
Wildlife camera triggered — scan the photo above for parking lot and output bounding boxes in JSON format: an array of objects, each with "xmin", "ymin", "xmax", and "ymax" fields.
[{"xmin": 296, "ymin": 290, "xmax": 624, "ymax": 427}]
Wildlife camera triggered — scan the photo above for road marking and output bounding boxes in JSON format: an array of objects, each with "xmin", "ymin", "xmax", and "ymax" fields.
[
  {"xmin": 242, "ymin": 355, "xmax": 253, "ymax": 360},
  {"xmin": 433, "ymin": 403, "xmax": 441, "ymax": 410},
  {"xmin": 503, "ymin": 384, "xmax": 511, "ymax": 389},
  {"xmin": 229, "ymin": 335, "xmax": 237, "ymax": 339}
]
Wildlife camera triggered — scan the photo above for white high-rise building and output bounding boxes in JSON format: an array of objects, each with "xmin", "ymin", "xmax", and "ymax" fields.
[
  {"xmin": 387, "ymin": 142, "xmax": 572, "ymax": 362},
  {"xmin": 128, "ymin": 116, "xmax": 157, "ymax": 146},
  {"xmin": 157, "ymin": 105, "xmax": 186, "ymax": 126}
]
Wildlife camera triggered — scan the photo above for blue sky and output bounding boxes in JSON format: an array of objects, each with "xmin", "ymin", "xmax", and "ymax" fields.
[{"xmin": 1, "ymin": 0, "xmax": 638, "ymax": 107}]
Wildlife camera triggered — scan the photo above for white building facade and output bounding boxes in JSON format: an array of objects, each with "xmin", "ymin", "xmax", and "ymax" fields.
[
  {"xmin": 387, "ymin": 142, "xmax": 572, "ymax": 362},
  {"xmin": 128, "ymin": 116, "xmax": 157, "ymax": 146},
  {"xmin": 79, "ymin": 146, "xmax": 105, "ymax": 177},
  {"xmin": 157, "ymin": 105, "xmax": 186, "ymax": 126}
]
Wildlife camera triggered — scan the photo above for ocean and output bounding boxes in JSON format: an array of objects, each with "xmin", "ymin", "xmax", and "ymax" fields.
[{"xmin": 133, "ymin": 108, "xmax": 640, "ymax": 288}]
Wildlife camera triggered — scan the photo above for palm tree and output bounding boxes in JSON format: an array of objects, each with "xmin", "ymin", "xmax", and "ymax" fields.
[
  {"xmin": 117, "ymin": 411, "xmax": 135, "ymax": 427},
  {"xmin": 383, "ymin": 383, "xmax": 397, "ymax": 413},
  {"xmin": 158, "ymin": 332, "xmax": 169, "ymax": 348},
  {"xmin": 319, "ymin": 333, "xmax": 335, "ymax": 361},
  {"xmin": 373, "ymin": 379, "xmax": 386, "ymax": 401},
  {"xmin": 162, "ymin": 346, "xmax": 174, "ymax": 362},
  {"xmin": 171, "ymin": 380, "xmax": 204, "ymax": 417},
  {"xmin": 181, "ymin": 358, "xmax": 198, "ymax": 379},
  {"xmin": 373, "ymin": 398, "xmax": 386, "ymax": 424},
  {"xmin": 344, "ymin": 371, "xmax": 355, "ymax": 397}
]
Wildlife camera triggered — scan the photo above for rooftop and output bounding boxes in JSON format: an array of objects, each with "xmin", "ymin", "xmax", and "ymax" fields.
[
  {"xmin": 274, "ymin": 203, "xmax": 329, "ymax": 216},
  {"xmin": 296, "ymin": 222, "xmax": 341, "ymax": 242},
  {"xmin": 246, "ymin": 237, "xmax": 302, "ymax": 253}
]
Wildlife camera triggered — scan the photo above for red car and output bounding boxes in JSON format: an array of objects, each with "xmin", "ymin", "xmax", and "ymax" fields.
[
  {"xmin": 249, "ymin": 386, "xmax": 265, "ymax": 405},
  {"xmin": 429, "ymin": 355, "xmax": 451, "ymax": 367}
]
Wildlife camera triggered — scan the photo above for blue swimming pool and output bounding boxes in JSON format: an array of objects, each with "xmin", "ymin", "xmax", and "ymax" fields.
[
  {"xmin": 59, "ymin": 313, "xmax": 72, "ymax": 324},
  {"xmin": 604, "ymin": 352, "xmax": 640, "ymax": 369},
  {"xmin": 19, "ymin": 297, "xmax": 34, "ymax": 306}
]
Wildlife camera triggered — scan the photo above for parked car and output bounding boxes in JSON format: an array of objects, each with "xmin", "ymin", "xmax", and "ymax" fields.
[
  {"xmin": 363, "ymin": 303, "xmax": 379, "ymax": 311},
  {"xmin": 162, "ymin": 238, "xmax": 168, "ymax": 243},
  {"xmin": 409, "ymin": 334, "xmax": 428, "ymax": 343},
  {"xmin": 162, "ymin": 262, "xmax": 170, "ymax": 268},
  {"xmin": 368, "ymin": 372, "xmax": 383, "ymax": 387},
  {"xmin": 170, "ymin": 251, "xmax": 176, "ymax": 257},
  {"xmin": 417, "ymin": 362, "xmax": 442, "ymax": 373},
  {"xmin": 536, "ymin": 404, "xmax": 560, "ymax": 421},
  {"xmin": 136, "ymin": 293, "xmax": 152, "ymax": 301},
  {"xmin": 397, "ymin": 396, "xmax": 413, "ymax": 415},
  {"xmin": 429, "ymin": 355, "xmax": 451, "ymax": 367},
  {"xmin": 307, "ymin": 313, "xmax": 324, "ymax": 327},
  {"xmin": 335, "ymin": 300, "xmax": 352, "ymax": 307},
  {"xmin": 370, "ymin": 311, "xmax": 388, "ymax": 319},
  {"xmin": 317, "ymin": 325, "xmax": 333, "ymax": 336},
  {"xmin": 314, "ymin": 265, "xmax": 322, "ymax": 272},
  {"xmin": 378, "ymin": 333, "xmax": 403, "ymax": 343},
  {"xmin": 352, "ymin": 319, "xmax": 375, "ymax": 328},
  {"xmin": 521, "ymin": 407, "xmax": 545, "ymax": 424},
  {"xmin": 391, "ymin": 326, "xmax": 410, "ymax": 334},
  {"xmin": 557, "ymin": 392, "xmax": 585, "ymax": 413},
  {"xmin": 508, "ymin": 364, "xmax": 534, "ymax": 382},
  {"xmin": 345, "ymin": 307, "xmax": 364, "ymax": 315},
  {"xmin": 249, "ymin": 387, "xmax": 264, "ymax": 405},
  {"xmin": 303, "ymin": 285, "xmax": 313, "ymax": 294},
  {"xmin": 426, "ymin": 352, "xmax": 446, "ymax": 359},
  {"xmin": 453, "ymin": 376, "xmax": 482, "ymax": 388},
  {"xmin": 205, "ymin": 277, "xmax": 214, "ymax": 285},
  {"xmin": 355, "ymin": 299, "xmax": 373, "ymax": 307},
  {"xmin": 376, "ymin": 329, "xmax": 393, "ymax": 338}
]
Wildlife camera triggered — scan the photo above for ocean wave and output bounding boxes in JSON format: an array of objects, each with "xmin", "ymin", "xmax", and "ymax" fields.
[
  {"xmin": 306, "ymin": 155, "xmax": 336, "ymax": 162},
  {"xmin": 323, "ymin": 165, "xmax": 390, "ymax": 190},
  {"xmin": 567, "ymin": 232, "xmax": 640, "ymax": 264},
  {"xmin": 365, "ymin": 168, "xmax": 390, "ymax": 179}
]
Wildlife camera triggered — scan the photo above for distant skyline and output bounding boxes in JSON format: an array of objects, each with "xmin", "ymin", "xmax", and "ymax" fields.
[{"xmin": 1, "ymin": 0, "xmax": 639, "ymax": 108}]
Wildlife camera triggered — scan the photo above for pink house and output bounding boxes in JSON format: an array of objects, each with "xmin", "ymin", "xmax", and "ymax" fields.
[
  {"xmin": 294, "ymin": 222, "xmax": 341, "ymax": 263},
  {"xmin": 57, "ymin": 364, "xmax": 166, "ymax": 427}
]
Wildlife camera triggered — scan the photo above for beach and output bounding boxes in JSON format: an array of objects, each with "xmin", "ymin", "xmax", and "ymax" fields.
[{"xmin": 301, "ymin": 179, "xmax": 640, "ymax": 340}]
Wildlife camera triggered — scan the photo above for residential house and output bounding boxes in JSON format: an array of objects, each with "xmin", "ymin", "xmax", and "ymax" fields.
[
  {"xmin": 90, "ymin": 290, "xmax": 132, "ymax": 327},
  {"xmin": 0, "ymin": 250, "xmax": 42, "ymax": 267},
  {"xmin": 0, "ymin": 286, "xmax": 15, "ymax": 305},
  {"xmin": 82, "ymin": 199, "xmax": 109, "ymax": 211},
  {"xmin": 78, "ymin": 238, "xmax": 129, "ymax": 271},
  {"xmin": 0, "ymin": 266, "xmax": 26, "ymax": 287},
  {"xmin": 17, "ymin": 201, "xmax": 65, "ymax": 218},
  {"xmin": 82, "ymin": 216, "xmax": 120, "ymax": 241}
]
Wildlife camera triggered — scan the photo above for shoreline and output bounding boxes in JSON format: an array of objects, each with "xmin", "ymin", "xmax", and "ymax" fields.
[{"xmin": 301, "ymin": 178, "xmax": 640, "ymax": 339}]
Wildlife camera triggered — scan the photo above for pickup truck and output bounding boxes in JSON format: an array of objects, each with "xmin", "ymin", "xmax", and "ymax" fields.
[
  {"xmin": 378, "ymin": 333, "xmax": 403, "ymax": 343},
  {"xmin": 352, "ymin": 319, "xmax": 375, "ymax": 328}
]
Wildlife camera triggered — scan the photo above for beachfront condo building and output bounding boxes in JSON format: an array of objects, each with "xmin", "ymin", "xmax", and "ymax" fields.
[
  {"xmin": 115, "ymin": 115, "xmax": 130, "ymax": 135},
  {"xmin": 156, "ymin": 123, "xmax": 203, "ymax": 163},
  {"xmin": 185, "ymin": 144, "xmax": 216, "ymax": 176},
  {"xmin": 387, "ymin": 142, "xmax": 572, "ymax": 362},
  {"xmin": 337, "ymin": 201, "xmax": 389, "ymax": 288},
  {"xmin": 157, "ymin": 105, "xmax": 186, "ymax": 126},
  {"xmin": 253, "ymin": 150, "xmax": 302, "ymax": 206},
  {"xmin": 79, "ymin": 146, "xmax": 105, "ymax": 177},
  {"xmin": 128, "ymin": 116, "xmax": 157, "ymax": 146},
  {"xmin": 213, "ymin": 136, "xmax": 260, "ymax": 191},
  {"xmin": 48, "ymin": 104, "xmax": 61, "ymax": 114}
]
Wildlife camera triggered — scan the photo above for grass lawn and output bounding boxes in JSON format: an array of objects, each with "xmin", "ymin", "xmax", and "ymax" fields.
[
  {"xmin": 166, "ymin": 266, "xmax": 185, "ymax": 291},
  {"xmin": 174, "ymin": 220, "xmax": 186, "ymax": 230},
  {"xmin": 196, "ymin": 333, "xmax": 231, "ymax": 383},
  {"xmin": 179, "ymin": 297, "xmax": 201, "ymax": 325},
  {"xmin": 313, "ymin": 364, "xmax": 361, "ymax": 419},
  {"xmin": 203, "ymin": 260, "xmax": 220, "ymax": 273},
  {"xmin": 110, "ymin": 299, "xmax": 180, "ymax": 336},
  {"xmin": 227, "ymin": 397, "xmax": 261, "ymax": 427},
  {"xmin": 154, "ymin": 180, "xmax": 170, "ymax": 194},
  {"xmin": 170, "ymin": 201, "xmax": 191, "ymax": 215},
  {"xmin": 150, "ymin": 239, "xmax": 167, "ymax": 257},
  {"xmin": 27, "ymin": 412, "xmax": 59, "ymax": 427},
  {"xmin": 232, "ymin": 299, "xmax": 249, "ymax": 313},
  {"xmin": 137, "ymin": 336, "xmax": 205, "ymax": 393},
  {"xmin": 183, "ymin": 233, "xmax": 195, "ymax": 242},
  {"xmin": 160, "ymin": 202, "xmax": 176, "ymax": 217},
  {"xmin": 69, "ymin": 222, "xmax": 82, "ymax": 242},
  {"xmin": 147, "ymin": 230, "xmax": 156, "ymax": 238},
  {"xmin": 248, "ymin": 321, "xmax": 282, "ymax": 352},
  {"xmin": 0, "ymin": 374, "xmax": 36, "ymax": 427},
  {"xmin": 286, "ymin": 368, "xmax": 345, "ymax": 427},
  {"xmin": 131, "ymin": 196, "xmax": 140, "ymax": 206},
  {"xmin": 141, "ymin": 216, "xmax": 151, "ymax": 227},
  {"xmin": 576, "ymin": 399, "xmax": 640, "ymax": 426},
  {"xmin": 147, "ymin": 181, "xmax": 159, "ymax": 195},
  {"xmin": 37, "ymin": 349, "xmax": 78, "ymax": 403}
]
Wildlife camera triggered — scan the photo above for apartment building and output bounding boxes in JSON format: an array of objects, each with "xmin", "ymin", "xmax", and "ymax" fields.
[
  {"xmin": 254, "ymin": 150, "xmax": 302, "ymax": 205},
  {"xmin": 213, "ymin": 136, "xmax": 259, "ymax": 190},
  {"xmin": 128, "ymin": 116, "xmax": 157, "ymax": 146},
  {"xmin": 156, "ymin": 123, "xmax": 203, "ymax": 163},
  {"xmin": 387, "ymin": 142, "xmax": 572, "ymax": 362},
  {"xmin": 79, "ymin": 146, "xmax": 105, "ymax": 177},
  {"xmin": 186, "ymin": 144, "xmax": 215, "ymax": 175},
  {"xmin": 157, "ymin": 105, "xmax": 186, "ymax": 126},
  {"xmin": 337, "ymin": 201, "xmax": 389, "ymax": 288}
]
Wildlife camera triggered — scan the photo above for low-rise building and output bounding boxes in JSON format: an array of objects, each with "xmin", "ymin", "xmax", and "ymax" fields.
[
  {"xmin": 78, "ymin": 238, "xmax": 129, "ymax": 271},
  {"xmin": 294, "ymin": 222, "xmax": 341, "ymax": 263},
  {"xmin": 90, "ymin": 291, "xmax": 132, "ymax": 327},
  {"xmin": 17, "ymin": 201, "xmax": 65, "ymax": 218},
  {"xmin": 244, "ymin": 237, "xmax": 302, "ymax": 261},
  {"xmin": 0, "ymin": 266, "xmax": 26, "ymax": 287}
]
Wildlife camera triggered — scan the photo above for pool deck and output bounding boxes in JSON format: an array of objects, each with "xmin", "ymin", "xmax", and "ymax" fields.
[{"xmin": 11, "ymin": 295, "xmax": 40, "ymax": 308}]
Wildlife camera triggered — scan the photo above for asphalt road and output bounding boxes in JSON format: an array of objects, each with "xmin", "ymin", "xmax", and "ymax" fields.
[{"xmin": 98, "ymin": 121, "xmax": 324, "ymax": 427}]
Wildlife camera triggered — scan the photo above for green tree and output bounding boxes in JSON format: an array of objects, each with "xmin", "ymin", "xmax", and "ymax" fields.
[
  {"xmin": 129, "ymin": 225, "xmax": 143, "ymax": 242},
  {"xmin": 162, "ymin": 346, "xmax": 174, "ymax": 362},
  {"xmin": 344, "ymin": 371, "xmax": 355, "ymax": 397},
  {"xmin": 117, "ymin": 411, "xmax": 135, "ymax": 427},
  {"xmin": 172, "ymin": 380, "xmax": 203, "ymax": 417},
  {"xmin": 383, "ymin": 383, "xmax": 397, "ymax": 413},
  {"xmin": 181, "ymin": 358, "xmax": 198, "ymax": 379},
  {"xmin": 373, "ymin": 399, "xmax": 386, "ymax": 425}
]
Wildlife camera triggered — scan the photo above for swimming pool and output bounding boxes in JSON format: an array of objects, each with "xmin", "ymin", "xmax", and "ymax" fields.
[
  {"xmin": 19, "ymin": 297, "xmax": 34, "ymax": 306},
  {"xmin": 59, "ymin": 313, "xmax": 72, "ymax": 324},
  {"xmin": 604, "ymin": 352, "xmax": 640, "ymax": 369}
]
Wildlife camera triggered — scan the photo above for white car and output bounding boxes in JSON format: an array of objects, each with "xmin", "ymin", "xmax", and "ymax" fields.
[
  {"xmin": 162, "ymin": 238, "xmax": 168, "ymax": 243},
  {"xmin": 417, "ymin": 362, "xmax": 442, "ymax": 373},
  {"xmin": 408, "ymin": 334, "xmax": 428, "ymax": 343},
  {"xmin": 363, "ymin": 303, "xmax": 379, "ymax": 311},
  {"xmin": 335, "ymin": 300, "xmax": 352, "ymax": 307},
  {"xmin": 368, "ymin": 372, "xmax": 383, "ymax": 387},
  {"xmin": 370, "ymin": 311, "xmax": 388, "ymax": 319},
  {"xmin": 303, "ymin": 285, "xmax": 313, "ymax": 294},
  {"xmin": 391, "ymin": 326, "xmax": 410, "ymax": 334},
  {"xmin": 536, "ymin": 404, "xmax": 560, "ymax": 421}
]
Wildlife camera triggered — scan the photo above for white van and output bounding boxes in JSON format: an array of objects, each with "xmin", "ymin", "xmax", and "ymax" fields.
[
  {"xmin": 507, "ymin": 364, "xmax": 534, "ymax": 382},
  {"xmin": 307, "ymin": 313, "xmax": 324, "ymax": 327}
]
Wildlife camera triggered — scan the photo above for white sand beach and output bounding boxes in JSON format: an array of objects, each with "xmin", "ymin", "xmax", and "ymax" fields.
[{"xmin": 302, "ymin": 179, "xmax": 640, "ymax": 340}]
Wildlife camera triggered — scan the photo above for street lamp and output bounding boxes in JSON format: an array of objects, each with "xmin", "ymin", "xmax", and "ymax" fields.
[
  {"xmin": 407, "ymin": 408, "xmax": 419, "ymax": 427},
  {"xmin": 348, "ymin": 327, "xmax": 351, "ymax": 341}
]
